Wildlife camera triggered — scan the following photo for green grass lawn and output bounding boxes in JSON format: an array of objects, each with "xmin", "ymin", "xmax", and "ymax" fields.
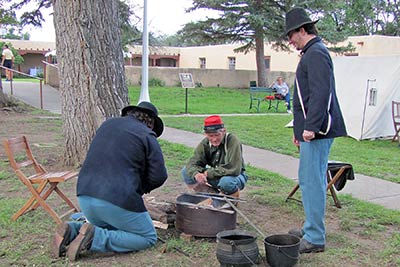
[
  {"xmin": 5, "ymin": 77, "xmax": 42, "ymax": 82},
  {"xmin": 162, "ymin": 116, "xmax": 400, "ymax": 184},
  {"xmin": 128, "ymin": 86, "xmax": 289, "ymax": 114},
  {"xmin": 1, "ymin": 141, "xmax": 399, "ymax": 266},
  {"xmin": 129, "ymin": 86, "xmax": 400, "ymax": 184},
  {"xmin": 0, "ymin": 106, "xmax": 399, "ymax": 266}
]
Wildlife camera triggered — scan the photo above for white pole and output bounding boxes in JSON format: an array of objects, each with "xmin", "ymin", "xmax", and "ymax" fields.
[{"xmin": 139, "ymin": 0, "xmax": 150, "ymax": 103}]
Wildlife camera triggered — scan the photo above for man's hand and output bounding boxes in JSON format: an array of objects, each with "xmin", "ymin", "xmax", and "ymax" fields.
[
  {"xmin": 302, "ymin": 130, "xmax": 315, "ymax": 142},
  {"xmin": 292, "ymin": 135, "xmax": 300, "ymax": 147},
  {"xmin": 194, "ymin": 173, "xmax": 207, "ymax": 184}
]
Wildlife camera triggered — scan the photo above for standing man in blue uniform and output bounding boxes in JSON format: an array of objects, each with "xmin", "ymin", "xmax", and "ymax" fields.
[{"xmin": 285, "ymin": 7, "xmax": 347, "ymax": 253}]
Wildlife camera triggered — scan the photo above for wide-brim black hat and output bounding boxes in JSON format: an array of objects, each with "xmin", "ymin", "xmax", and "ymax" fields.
[
  {"xmin": 121, "ymin": 101, "xmax": 164, "ymax": 137},
  {"xmin": 285, "ymin": 7, "xmax": 319, "ymax": 36}
]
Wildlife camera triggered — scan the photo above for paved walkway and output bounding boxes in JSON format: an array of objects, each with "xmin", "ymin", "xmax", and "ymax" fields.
[
  {"xmin": 2, "ymin": 81, "xmax": 61, "ymax": 114},
  {"xmin": 3, "ymin": 81, "xmax": 400, "ymax": 211}
]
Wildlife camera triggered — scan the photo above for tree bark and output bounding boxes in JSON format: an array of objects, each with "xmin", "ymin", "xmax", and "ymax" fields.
[
  {"xmin": 255, "ymin": 29, "xmax": 267, "ymax": 87},
  {"xmin": 0, "ymin": 91, "xmax": 9, "ymax": 108},
  {"xmin": 0, "ymin": 79, "xmax": 15, "ymax": 108},
  {"xmin": 0, "ymin": 79, "xmax": 5, "ymax": 107},
  {"xmin": 53, "ymin": 0, "xmax": 129, "ymax": 166},
  {"xmin": 255, "ymin": 0, "xmax": 267, "ymax": 87}
]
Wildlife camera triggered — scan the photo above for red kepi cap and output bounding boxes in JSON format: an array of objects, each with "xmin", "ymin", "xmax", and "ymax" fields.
[{"xmin": 204, "ymin": 115, "xmax": 224, "ymax": 133}]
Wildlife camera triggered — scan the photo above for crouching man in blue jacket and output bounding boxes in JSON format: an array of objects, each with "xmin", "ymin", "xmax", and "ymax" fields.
[{"xmin": 52, "ymin": 102, "xmax": 168, "ymax": 261}]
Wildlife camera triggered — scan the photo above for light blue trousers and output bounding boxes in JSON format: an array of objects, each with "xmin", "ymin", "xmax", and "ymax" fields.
[
  {"xmin": 284, "ymin": 92, "xmax": 291, "ymax": 110},
  {"xmin": 68, "ymin": 195, "xmax": 157, "ymax": 253},
  {"xmin": 299, "ymin": 138, "xmax": 333, "ymax": 245},
  {"xmin": 181, "ymin": 166, "xmax": 247, "ymax": 194}
]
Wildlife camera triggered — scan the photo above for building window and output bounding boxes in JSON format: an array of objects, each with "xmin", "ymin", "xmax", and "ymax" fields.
[
  {"xmin": 199, "ymin": 57, "xmax": 206, "ymax": 69},
  {"xmin": 264, "ymin": 56, "xmax": 271, "ymax": 70},
  {"xmin": 228, "ymin": 57, "xmax": 236, "ymax": 70},
  {"xmin": 369, "ymin": 88, "xmax": 377, "ymax": 106}
]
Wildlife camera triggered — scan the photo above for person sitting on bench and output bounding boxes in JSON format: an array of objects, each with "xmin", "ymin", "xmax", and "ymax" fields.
[{"xmin": 271, "ymin": 76, "xmax": 292, "ymax": 114}]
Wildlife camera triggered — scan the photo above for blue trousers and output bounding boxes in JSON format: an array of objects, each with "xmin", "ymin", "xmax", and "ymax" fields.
[
  {"xmin": 68, "ymin": 195, "xmax": 157, "ymax": 253},
  {"xmin": 181, "ymin": 166, "xmax": 247, "ymax": 194},
  {"xmin": 285, "ymin": 92, "xmax": 291, "ymax": 110},
  {"xmin": 299, "ymin": 138, "xmax": 333, "ymax": 245}
]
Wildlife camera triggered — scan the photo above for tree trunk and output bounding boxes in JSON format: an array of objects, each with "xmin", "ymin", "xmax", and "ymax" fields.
[
  {"xmin": 0, "ymin": 79, "xmax": 15, "ymax": 108},
  {"xmin": 0, "ymin": 91, "xmax": 8, "ymax": 108},
  {"xmin": 0, "ymin": 79, "xmax": 5, "ymax": 107},
  {"xmin": 255, "ymin": 31, "xmax": 267, "ymax": 87},
  {"xmin": 254, "ymin": 0, "xmax": 267, "ymax": 87},
  {"xmin": 53, "ymin": 0, "xmax": 129, "ymax": 166}
]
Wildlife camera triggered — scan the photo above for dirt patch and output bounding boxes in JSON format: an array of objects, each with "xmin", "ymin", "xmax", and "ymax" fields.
[{"xmin": 0, "ymin": 109, "xmax": 399, "ymax": 267}]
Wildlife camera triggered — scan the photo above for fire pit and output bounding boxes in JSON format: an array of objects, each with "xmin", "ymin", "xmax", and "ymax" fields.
[{"xmin": 175, "ymin": 193, "xmax": 237, "ymax": 237}]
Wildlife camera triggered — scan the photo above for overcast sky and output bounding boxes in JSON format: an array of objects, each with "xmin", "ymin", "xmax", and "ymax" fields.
[{"xmin": 24, "ymin": 0, "xmax": 216, "ymax": 42}]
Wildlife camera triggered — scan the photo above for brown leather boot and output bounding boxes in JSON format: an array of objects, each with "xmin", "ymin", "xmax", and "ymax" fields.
[
  {"xmin": 227, "ymin": 190, "xmax": 240, "ymax": 206},
  {"xmin": 229, "ymin": 190, "xmax": 240, "ymax": 198},
  {"xmin": 51, "ymin": 222, "xmax": 73, "ymax": 257},
  {"xmin": 67, "ymin": 223, "xmax": 95, "ymax": 261},
  {"xmin": 193, "ymin": 183, "xmax": 220, "ymax": 194}
]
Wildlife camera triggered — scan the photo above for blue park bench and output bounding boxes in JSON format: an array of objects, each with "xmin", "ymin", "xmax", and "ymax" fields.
[{"xmin": 249, "ymin": 86, "xmax": 287, "ymax": 113}]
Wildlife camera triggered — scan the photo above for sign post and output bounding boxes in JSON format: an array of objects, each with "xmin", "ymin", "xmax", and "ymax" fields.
[{"xmin": 178, "ymin": 73, "xmax": 195, "ymax": 114}]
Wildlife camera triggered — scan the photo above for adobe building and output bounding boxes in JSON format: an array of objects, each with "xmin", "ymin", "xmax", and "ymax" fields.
[
  {"xmin": 125, "ymin": 43, "xmax": 298, "ymax": 72},
  {"xmin": 343, "ymin": 35, "xmax": 400, "ymax": 57},
  {"xmin": 0, "ymin": 39, "xmax": 55, "ymax": 75},
  {"xmin": 126, "ymin": 35, "xmax": 400, "ymax": 87},
  {"xmin": 2, "ymin": 35, "xmax": 400, "ymax": 87},
  {"xmin": 126, "ymin": 46, "xmax": 180, "ymax": 67},
  {"xmin": 127, "ymin": 35, "xmax": 400, "ymax": 73}
]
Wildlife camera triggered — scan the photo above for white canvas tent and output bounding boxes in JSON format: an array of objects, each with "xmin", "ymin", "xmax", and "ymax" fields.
[{"xmin": 333, "ymin": 55, "xmax": 400, "ymax": 140}]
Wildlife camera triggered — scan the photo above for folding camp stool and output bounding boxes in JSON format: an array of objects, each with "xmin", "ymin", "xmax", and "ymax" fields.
[{"xmin": 285, "ymin": 161, "xmax": 354, "ymax": 208}]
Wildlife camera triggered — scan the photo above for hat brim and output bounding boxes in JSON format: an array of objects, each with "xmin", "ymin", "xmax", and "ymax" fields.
[
  {"xmin": 153, "ymin": 117, "xmax": 164, "ymax": 137},
  {"xmin": 204, "ymin": 125, "xmax": 224, "ymax": 133},
  {"xmin": 121, "ymin": 105, "xmax": 164, "ymax": 137},
  {"xmin": 285, "ymin": 19, "xmax": 319, "ymax": 36}
]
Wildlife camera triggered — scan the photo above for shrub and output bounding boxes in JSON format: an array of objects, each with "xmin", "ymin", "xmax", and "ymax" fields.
[{"xmin": 148, "ymin": 77, "xmax": 165, "ymax": 87}]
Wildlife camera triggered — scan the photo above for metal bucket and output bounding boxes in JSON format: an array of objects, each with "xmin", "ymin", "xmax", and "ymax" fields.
[
  {"xmin": 216, "ymin": 230, "xmax": 259, "ymax": 267},
  {"xmin": 264, "ymin": 234, "xmax": 300, "ymax": 267},
  {"xmin": 175, "ymin": 193, "xmax": 236, "ymax": 237}
]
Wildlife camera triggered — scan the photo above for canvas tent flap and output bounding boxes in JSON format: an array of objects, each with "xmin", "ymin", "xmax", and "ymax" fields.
[{"xmin": 333, "ymin": 55, "xmax": 400, "ymax": 140}]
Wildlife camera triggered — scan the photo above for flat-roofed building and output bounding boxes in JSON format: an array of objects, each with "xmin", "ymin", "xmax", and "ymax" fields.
[
  {"xmin": 1, "ymin": 39, "xmax": 55, "ymax": 75},
  {"xmin": 2, "ymin": 35, "xmax": 400, "ymax": 81}
]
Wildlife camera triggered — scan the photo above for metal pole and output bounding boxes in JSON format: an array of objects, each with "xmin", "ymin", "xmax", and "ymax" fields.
[
  {"xmin": 0, "ymin": 67, "xmax": 3, "ymax": 92},
  {"xmin": 361, "ymin": 79, "xmax": 376, "ymax": 139},
  {"xmin": 185, "ymin": 87, "xmax": 188, "ymax": 114},
  {"xmin": 10, "ymin": 77, "xmax": 13, "ymax": 95},
  {"xmin": 39, "ymin": 80, "xmax": 43, "ymax": 109},
  {"xmin": 224, "ymin": 196, "xmax": 267, "ymax": 239},
  {"xmin": 43, "ymin": 61, "xmax": 47, "ymax": 84},
  {"xmin": 138, "ymin": 0, "xmax": 150, "ymax": 103}
]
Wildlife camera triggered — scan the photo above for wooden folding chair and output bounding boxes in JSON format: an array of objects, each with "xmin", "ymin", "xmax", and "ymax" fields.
[
  {"xmin": 3, "ymin": 135, "xmax": 80, "ymax": 224},
  {"xmin": 285, "ymin": 162, "xmax": 354, "ymax": 208}
]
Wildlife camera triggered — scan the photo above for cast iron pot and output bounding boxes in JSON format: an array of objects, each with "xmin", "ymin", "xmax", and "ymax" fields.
[{"xmin": 175, "ymin": 193, "xmax": 237, "ymax": 237}]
